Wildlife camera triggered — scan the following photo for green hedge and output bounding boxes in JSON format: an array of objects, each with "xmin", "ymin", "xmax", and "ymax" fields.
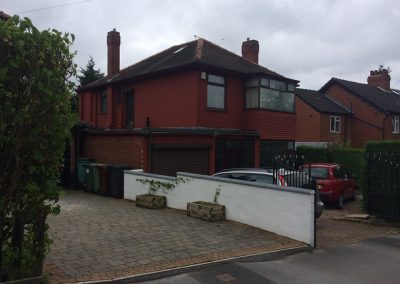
[
  {"xmin": 331, "ymin": 148, "xmax": 365, "ymax": 187},
  {"xmin": 364, "ymin": 141, "xmax": 400, "ymax": 219},
  {"xmin": 365, "ymin": 140, "xmax": 400, "ymax": 153},
  {"xmin": 296, "ymin": 145, "xmax": 329, "ymax": 163}
]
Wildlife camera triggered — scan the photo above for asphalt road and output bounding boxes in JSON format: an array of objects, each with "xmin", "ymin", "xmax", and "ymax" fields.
[{"xmin": 141, "ymin": 233, "xmax": 400, "ymax": 284}]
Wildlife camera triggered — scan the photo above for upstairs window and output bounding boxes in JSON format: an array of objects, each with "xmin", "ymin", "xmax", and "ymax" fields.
[
  {"xmin": 207, "ymin": 74, "xmax": 225, "ymax": 110},
  {"xmin": 245, "ymin": 77, "xmax": 295, "ymax": 112},
  {"xmin": 100, "ymin": 90, "xmax": 107, "ymax": 113},
  {"xmin": 330, "ymin": 116, "xmax": 341, "ymax": 133},
  {"xmin": 393, "ymin": 115, "xmax": 400, "ymax": 134}
]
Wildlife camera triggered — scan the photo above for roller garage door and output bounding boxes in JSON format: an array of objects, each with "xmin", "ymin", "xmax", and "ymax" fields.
[{"xmin": 151, "ymin": 145, "xmax": 210, "ymax": 176}]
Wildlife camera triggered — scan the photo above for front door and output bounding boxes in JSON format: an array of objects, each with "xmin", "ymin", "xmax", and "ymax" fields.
[{"xmin": 125, "ymin": 91, "xmax": 134, "ymax": 128}]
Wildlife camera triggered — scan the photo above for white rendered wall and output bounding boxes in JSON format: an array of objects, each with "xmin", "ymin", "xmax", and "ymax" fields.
[{"xmin": 124, "ymin": 171, "xmax": 315, "ymax": 246}]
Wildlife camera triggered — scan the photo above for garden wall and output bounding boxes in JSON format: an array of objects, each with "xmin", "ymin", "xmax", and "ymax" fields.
[{"xmin": 124, "ymin": 171, "xmax": 315, "ymax": 246}]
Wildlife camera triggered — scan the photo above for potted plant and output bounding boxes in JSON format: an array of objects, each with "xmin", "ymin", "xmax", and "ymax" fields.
[
  {"xmin": 135, "ymin": 177, "xmax": 186, "ymax": 209},
  {"xmin": 187, "ymin": 186, "xmax": 225, "ymax": 221}
]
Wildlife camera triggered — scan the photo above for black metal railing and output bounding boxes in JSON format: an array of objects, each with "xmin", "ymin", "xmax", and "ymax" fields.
[
  {"xmin": 366, "ymin": 152, "xmax": 400, "ymax": 220},
  {"xmin": 273, "ymin": 153, "xmax": 311, "ymax": 188}
]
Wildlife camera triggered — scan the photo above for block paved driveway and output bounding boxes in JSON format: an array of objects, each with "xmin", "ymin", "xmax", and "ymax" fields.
[
  {"xmin": 316, "ymin": 200, "xmax": 400, "ymax": 249},
  {"xmin": 44, "ymin": 190, "xmax": 304, "ymax": 283}
]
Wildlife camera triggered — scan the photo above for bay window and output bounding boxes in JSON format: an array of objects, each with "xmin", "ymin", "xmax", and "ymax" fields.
[{"xmin": 245, "ymin": 77, "xmax": 295, "ymax": 112}]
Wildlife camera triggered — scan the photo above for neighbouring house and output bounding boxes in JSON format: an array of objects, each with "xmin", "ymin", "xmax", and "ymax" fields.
[
  {"xmin": 320, "ymin": 69, "xmax": 400, "ymax": 148},
  {"xmin": 75, "ymin": 30, "xmax": 298, "ymax": 177},
  {"xmin": 295, "ymin": 88, "xmax": 351, "ymax": 147},
  {"xmin": 0, "ymin": 11, "xmax": 11, "ymax": 21}
]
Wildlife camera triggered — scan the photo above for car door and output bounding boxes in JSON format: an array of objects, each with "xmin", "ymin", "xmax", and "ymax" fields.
[{"xmin": 333, "ymin": 166, "xmax": 346, "ymax": 198}]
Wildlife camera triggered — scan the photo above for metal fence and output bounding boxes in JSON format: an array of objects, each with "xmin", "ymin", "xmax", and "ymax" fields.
[
  {"xmin": 273, "ymin": 152, "xmax": 312, "ymax": 189},
  {"xmin": 366, "ymin": 152, "xmax": 400, "ymax": 220}
]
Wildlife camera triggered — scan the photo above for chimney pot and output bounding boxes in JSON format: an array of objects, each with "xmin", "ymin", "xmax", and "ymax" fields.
[{"xmin": 241, "ymin": 38, "xmax": 259, "ymax": 64}]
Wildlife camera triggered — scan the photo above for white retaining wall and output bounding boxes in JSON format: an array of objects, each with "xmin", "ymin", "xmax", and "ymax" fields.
[{"xmin": 124, "ymin": 171, "xmax": 315, "ymax": 246}]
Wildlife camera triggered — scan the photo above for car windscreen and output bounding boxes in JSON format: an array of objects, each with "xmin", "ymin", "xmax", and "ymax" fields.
[
  {"xmin": 302, "ymin": 167, "xmax": 329, "ymax": 179},
  {"xmin": 214, "ymin": 173, "xmax": 274, "ymax": 184}
]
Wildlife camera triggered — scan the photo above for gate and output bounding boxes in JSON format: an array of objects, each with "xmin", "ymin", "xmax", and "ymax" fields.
[{"xmin": 366, "ymin": 152, "xmax": 400, "ymax": 219}]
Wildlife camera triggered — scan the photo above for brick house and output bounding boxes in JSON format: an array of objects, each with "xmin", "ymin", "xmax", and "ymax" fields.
[
  {"xmin": 75, "ymin": 30, "xmax": 298, "ymax": 176},
  {"xmin": 320, "ymin": 69, "xmax": 400, "ymax": 148},
  {"xmin": 295, "ymin": 88, "xmax": 351, "ymax": 147},
  {"xmin": 0, "ymin": 11, "xmax": 11, "ymax": 21}
]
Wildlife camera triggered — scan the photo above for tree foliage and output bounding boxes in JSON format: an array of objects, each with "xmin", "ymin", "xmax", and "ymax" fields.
[
  {"xmin": 0, "ymin": 16, "xmax": 76, "ymax": 280},
  {"xmin": 78, "ymin": 56, "xmax": 104, "ymax": 87}
]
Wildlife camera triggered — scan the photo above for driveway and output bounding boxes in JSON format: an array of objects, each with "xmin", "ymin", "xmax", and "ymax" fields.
[
  {"xmin": 317, "ymin": 200, "xmax": 400, "ymax": 249},
  {"xmin": 44, "ymin": 190, "xmax": 306, "ymax": 283}
]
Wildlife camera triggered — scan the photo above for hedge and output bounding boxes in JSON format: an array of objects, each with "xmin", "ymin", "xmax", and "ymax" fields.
[
  {"xmin": 296, "ymin": 145, "xmax": 329, "ymax": 163},
  {"xmin": 364, "ymin": 140, "xmax": 400, "ymax": 219},
  {"xmin": 331, "ymin": 148, "xmax": 365, "ymax": 187}
]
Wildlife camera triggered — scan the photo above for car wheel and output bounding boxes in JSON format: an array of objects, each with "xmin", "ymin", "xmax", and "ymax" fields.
[
  {"xmin": 336, "ymin": 193, "xmax": 344, "ymax": 209},
  {"xmin": 351, "ymin": 188, "xmax": 357, "ymax": 201}
]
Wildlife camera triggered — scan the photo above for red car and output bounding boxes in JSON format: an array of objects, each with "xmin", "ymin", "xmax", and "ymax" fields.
[{"xmin": 301, "ymin": 163, "xmax": 357, "ymax": 209}]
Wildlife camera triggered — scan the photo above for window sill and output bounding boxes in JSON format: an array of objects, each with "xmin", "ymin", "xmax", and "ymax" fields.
[
  {"xmin": 206, "ymin": 107, "xmax": 227, "ymax": 112},
  {"xmin": 330, "ymin": 131, "xmax": 341, "ymax": 134},
  {"xmin": 244, "ymin": 108, "xmax": 295, "ymax": 114}
]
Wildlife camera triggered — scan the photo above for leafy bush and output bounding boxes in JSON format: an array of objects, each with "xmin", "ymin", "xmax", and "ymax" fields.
[
  {"xmin": 364, "ymin": 141, "xmax": 400, "ymax": 219},
  {"xmin": 0, "ymin": 16, "xmax": 76, "ymax": 280},
  {"xmin": 296, "ymin": 145, "xmax": 329, "ymax": 163},
  {"xmin": 331, "ymin": 148, "xmax": 365, "ymax": 187}
]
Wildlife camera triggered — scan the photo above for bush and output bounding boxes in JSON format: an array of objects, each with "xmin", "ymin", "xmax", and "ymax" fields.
[
  {"xmin": 0, "ymin": 16, "xmax": 76, "ymax": 280},
  {"xmin": 331, "ymin": 148, "xmax": 365, "ymax": 187},
  {"xmin": 364, "ymin": 141, "xmax": 400, "ymax": 219},
  {"xmin": 296, "ymin": 145, "xmax": 329, "ymax": 163}
]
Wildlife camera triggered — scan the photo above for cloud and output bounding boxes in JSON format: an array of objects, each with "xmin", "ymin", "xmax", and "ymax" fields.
[{"xmin": 3, "ymin": 0, "xmax": 400, "ymax": 89}]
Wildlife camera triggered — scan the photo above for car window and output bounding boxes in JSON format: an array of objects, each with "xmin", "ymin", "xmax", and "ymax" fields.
[
  {"xmin": 333, "ymin": 167, "xmax": 346, "ymax": 179},
  {"xmin": 303, "ymin": 167, "xmax": 329, "ymax": 179},
  {"xmin": 246, "ymin": 174, "xmax": 274, "ymax": 184}
]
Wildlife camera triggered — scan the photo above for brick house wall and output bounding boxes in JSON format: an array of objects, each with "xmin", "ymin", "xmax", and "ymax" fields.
[
  {"xmin": 83, "ymin": 133, "xmax": 147, "ymax": 169},
  {"xmin": 296, "ymin": 98, "xmax": 321, "ymax": 142},
  {"xmin": 319, "ymin": 114, "xmax": 347, "ymax": 145},
  {"xmin": 324, "ymin": 84, "xmax": 386, "ymax": 147}
]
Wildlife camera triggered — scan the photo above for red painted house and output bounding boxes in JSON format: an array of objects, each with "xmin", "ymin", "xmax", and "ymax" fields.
[
  {"xmin": 320, "ymin": 69, "xmax": 400, "ymax": 148},
  {"xmin": 76, "ymin": 30, "xmax": 298, "ymax": 176},
  {"xmin": 295, "ymin": 88, "xmax": 351, "ymax": 147}
]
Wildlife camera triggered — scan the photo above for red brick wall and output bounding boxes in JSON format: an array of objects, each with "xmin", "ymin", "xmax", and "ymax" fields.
[
  {"xmin": 320, "ymin": 114, "xmax": 347, "ymax": 145},
  {"xmin": 296, "ymin": 98, "xmax": 321, "ymax": 142},
  {"xmin": 83, "ymin": 133, "xmax": 146, "ymax": 169},
  {"xmin": 197, "ymin": 71, "xmax": 244, "ymax": 128},
  {"xmin": 324, "ymin": 84, "xmax": 385, "ymax": 147},
  {"xmin": 242, "ymin": 110, "xmax": 296, "ymax": 140},
  {"xmin": 124, "ymin": 71, "xmax": 198, "ymax": 128}
]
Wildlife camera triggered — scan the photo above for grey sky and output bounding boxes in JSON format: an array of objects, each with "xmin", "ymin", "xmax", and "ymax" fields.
[{"xmin": 3, "ymin": 0, "xmax": 400, "ymax": 89}]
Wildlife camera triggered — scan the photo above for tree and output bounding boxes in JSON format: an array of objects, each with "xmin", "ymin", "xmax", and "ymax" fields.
[
  {"xmin": 0, "ymin": 16, "xmax": 76, "ymax": 280},
  {"xmin": 77, "ymin": 56, "xmax": 104, "ymax": 87}
]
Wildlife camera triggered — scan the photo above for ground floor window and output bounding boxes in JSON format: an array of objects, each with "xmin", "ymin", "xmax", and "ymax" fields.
[
  {"xmin": 392, "ymin": 115, "xmax": 399, "ymax": 134},
  {"xmin": 260, "ymin": 140, "xmax": 295, "ymax": 168},
  {"xmin": 215, "ymin": 139, "xmax": 254, "ymax": 172}
]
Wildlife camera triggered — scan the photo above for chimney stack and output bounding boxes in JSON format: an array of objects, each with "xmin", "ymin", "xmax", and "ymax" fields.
[
  {"xmin": 242, "ymin": 38, "xmax": 259, "ymax": 64},
  {"xmin": 367, "ymin": 69, "xmax": 391, "ymax": 91},
  {"xmin": 107, "ymin": 28, "xmax": 120, "ymax": 77}
]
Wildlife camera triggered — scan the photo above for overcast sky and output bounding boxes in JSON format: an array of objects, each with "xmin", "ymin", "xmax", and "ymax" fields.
[{"xmin": 2, "ymin": 0, "xmax": 400, "ymax": 89}]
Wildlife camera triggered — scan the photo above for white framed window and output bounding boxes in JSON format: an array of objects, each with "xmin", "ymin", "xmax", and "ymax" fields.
[
  {"xmin": 207, "ymin": 74, "xmax": 225, "ymax": 110},
  {"xmin": 393, "ymin": 115, "xmax": 400, "ymax": 134},
  {"xmin": 330, "ymin": 116, "xmax": 341, "ymax": 133}
]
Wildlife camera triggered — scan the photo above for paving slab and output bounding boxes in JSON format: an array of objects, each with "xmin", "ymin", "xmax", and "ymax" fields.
[{"xmin": 43, "ymin": 190, "xmax": 307, "ymax": 283}]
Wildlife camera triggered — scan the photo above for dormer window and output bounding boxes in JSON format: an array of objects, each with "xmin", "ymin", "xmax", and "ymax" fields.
[{"xmin": 245, "ymin": 77, "xmax": 295, "ymax": 112}]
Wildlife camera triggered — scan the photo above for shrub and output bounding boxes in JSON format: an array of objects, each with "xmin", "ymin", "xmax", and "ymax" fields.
[
  {"xmin": 363, "ymin": 141, "xmax": 400, "ymax": 219},
  {"xmin": 331, "ymin": 148, "xmax": 365, "ymax": 188},
  {"xmin": 296, "ymin": 145, "xmax": 329, "ymax": 163},
  {"xmin": 0, "ymin": 16, "xmax": 76, "ymax": 280}
]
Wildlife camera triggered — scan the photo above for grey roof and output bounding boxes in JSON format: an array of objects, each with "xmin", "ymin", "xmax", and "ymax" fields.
[
  {"xmin": 295, "ymin": 88, "xmax": 350, "ymax": 114},
  {"xmin": 81, "ymin": 38, "xmax": 297, "ymax": 91},
  {"xmin": 320, "ymin": 78, "xmax": 400, "ymax": 114}
]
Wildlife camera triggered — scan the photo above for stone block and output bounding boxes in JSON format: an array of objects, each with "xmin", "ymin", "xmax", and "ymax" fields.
[
  {"xmin": 187, "ymin": 201, "xmax": 225, "ymax": 222},
  {"xmin": 136, "ymin": 194, "xmax": 166, "ymax": 209}
]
